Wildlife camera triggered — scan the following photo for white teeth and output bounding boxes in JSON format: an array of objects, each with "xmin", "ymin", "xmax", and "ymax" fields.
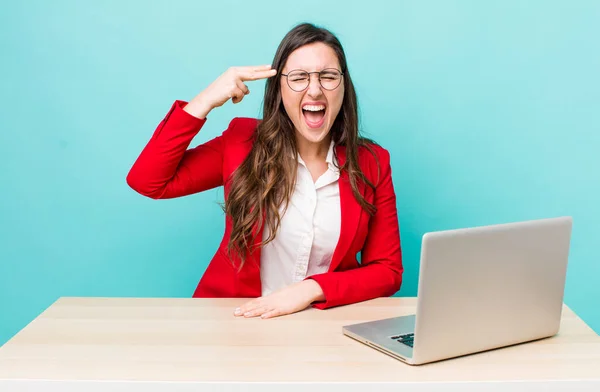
[{"xmin": 303, "ymin": 105, "xmax": 326, "ymax": 112}]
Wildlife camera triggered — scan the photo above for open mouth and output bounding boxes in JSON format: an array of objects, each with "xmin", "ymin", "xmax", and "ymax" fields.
[{"xmin": 302, "ymin": 103, "xmax": 326, "ymax": 129}]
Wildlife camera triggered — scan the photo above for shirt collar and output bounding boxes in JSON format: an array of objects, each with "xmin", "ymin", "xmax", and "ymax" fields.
[{"xmin": 325, "ymin": 139, "xmax": 340, "ymax": 174}]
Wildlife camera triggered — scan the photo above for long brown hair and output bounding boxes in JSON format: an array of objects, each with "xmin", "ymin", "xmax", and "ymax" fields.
[{"xmin": 225, "ymin": 23, "xmax": 379, "ymax": 268}]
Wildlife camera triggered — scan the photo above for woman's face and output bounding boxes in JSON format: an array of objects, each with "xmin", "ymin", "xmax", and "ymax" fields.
[{"xmin": 280, "ymin": 42, "xmax": 344, "ymax": 146}]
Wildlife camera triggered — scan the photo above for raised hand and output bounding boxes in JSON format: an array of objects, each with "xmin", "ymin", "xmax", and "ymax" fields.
[{"xmin": 184, "ymin": 65, "xmax": 277, "ymax": 119}]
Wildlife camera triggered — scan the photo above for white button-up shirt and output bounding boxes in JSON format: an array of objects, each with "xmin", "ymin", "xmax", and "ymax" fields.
[{"xmin": 260, "ymin": 140, "xmax": 341, "ymax": 296}]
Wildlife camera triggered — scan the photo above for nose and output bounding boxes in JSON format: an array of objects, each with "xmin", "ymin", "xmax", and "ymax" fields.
[{"xmin": 306, "ymin": 74, "xmax": 323, "ymax": 98}]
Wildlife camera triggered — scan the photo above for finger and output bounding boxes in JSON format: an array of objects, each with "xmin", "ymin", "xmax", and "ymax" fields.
[
  {"xmin": 235, "ymin": 79, "xmax": 250, "ymax": 95},
  {"xmin": 234, "ymin": 305, "xmax": 245, "ymax": 316},
  {"xmin": 230, "ymin": 87, "xmax": 245, "ymax": 104},
  {"xmin": 237, "ymin": 298, "xmax": 263, "ymax": 314},
  {"xmin": 239, "ymin": 68, "xmax": 278, "ymax": 81},
  {"xmin": 244, "ymin": 305, "xmax": 270, "ymax": 318},
  {"xmin": 253, "ymin": 64, "xmax": 274, "ymax": 71},
  {"xmin": 234, "ymin": 299, "xmax": 257, "ymax": 316},
  {"xmin": 236, "ymin": 64, "xmax": 273, "ymax": 72},
  {"xmin": 260, "ymin": 309, "xmax": 282, "ymax": 319}
]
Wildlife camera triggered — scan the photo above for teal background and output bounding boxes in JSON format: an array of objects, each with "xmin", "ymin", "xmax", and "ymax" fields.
[{"xmin": 1, "ymin": 0, "xmax": 599, "ymax": 346}]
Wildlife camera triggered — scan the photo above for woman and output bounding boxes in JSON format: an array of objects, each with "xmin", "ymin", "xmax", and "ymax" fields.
[{"xmin": 127, "ymin": 23, "xmax": 403, "ymax": 319}]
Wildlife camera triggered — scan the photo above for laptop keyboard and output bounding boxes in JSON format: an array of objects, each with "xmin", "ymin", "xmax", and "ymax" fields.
[{"xmin": 390, "ymin": 333, "xmax": 414, "ymax": 347}]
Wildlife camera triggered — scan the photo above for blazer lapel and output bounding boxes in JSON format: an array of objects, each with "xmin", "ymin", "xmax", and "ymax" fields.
[{"xmin": 329, "ymin": 146, "xmax": 363, "ymax": 272}]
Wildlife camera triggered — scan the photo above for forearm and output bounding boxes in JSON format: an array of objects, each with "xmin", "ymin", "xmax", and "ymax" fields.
[
  {"xmin": 183, "ymin": 92, "xmax": 213, "ymax": 120},
  {"xmin": 303, "ymin": 279, "xmax": 326, "ymax": 303},
  {"xmin": 308, "ymin": 262, "xmax": 403, "ymax": 309},
  {"xmin": 126, "ymin": 100, "xmax": 211, "ymax": 198}
]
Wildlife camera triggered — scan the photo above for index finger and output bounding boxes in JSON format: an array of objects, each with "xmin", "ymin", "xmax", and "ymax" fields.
[
  {"xmin": 239, "ymin": 68, "xmax": 278, "ymax": 81},
  {"xmin": 237, "ymin": 64, "xmax": 273, "ymax": 72}
]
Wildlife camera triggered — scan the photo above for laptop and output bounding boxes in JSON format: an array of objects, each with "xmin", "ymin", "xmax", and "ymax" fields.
[{"xmin": 343, "ymin": 216, "xmax": 572, "ymax": 365}]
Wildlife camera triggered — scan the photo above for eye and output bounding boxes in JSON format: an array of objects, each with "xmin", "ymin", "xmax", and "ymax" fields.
[
  {"xmin": 289, "ymin": 72, "xmax": 309, "ymax": 82},
  {"xmin": 320, "ymin": 71, "xmax": 340, "ymax": 80}
]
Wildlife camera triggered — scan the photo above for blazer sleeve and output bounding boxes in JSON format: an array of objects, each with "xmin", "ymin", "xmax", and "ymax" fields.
[
  {"xmin": 307, "ymin": 147, "xmax": 403, "ymax": 309},
  {"xmin": 126, "ymin": 100, "xmax": 230, "ymax": 199}
]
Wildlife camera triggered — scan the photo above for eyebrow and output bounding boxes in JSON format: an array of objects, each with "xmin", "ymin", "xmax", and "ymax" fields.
[{"xmin": 284, "ymin": 67, "xmax": 340, "ymax": 72}]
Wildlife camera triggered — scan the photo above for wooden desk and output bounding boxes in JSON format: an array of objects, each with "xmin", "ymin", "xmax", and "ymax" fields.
[{"xmin": 0, "ymin": 297, "xmax": 599, "ymax": 391}]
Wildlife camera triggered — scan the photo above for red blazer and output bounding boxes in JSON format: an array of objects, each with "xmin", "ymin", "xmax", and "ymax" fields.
[{"xmin": 127, "ymin": 100, "xmax": 403, "ymax": 309}]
